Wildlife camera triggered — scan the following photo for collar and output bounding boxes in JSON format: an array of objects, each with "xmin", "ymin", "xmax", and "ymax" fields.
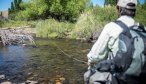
[{"xmin": 117, "ymin": 15, "xmax": 135, "ymax": 27}]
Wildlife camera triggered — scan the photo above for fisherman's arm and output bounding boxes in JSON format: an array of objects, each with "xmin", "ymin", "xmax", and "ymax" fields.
[
  {"xmin": 87, "ymin": 24, "xmax": 111, "ymax": 65},
  {"xmin": 87, "ymin": 22, "xmax": 122, "ymax": 67}
]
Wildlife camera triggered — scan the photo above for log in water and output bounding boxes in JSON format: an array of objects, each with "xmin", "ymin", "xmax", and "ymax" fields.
[{"xmin": 0, "ymin": 28, "xmax": 35, "ymax": 46}]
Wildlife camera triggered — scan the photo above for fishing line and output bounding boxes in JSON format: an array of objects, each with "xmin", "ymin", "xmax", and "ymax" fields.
[{"xmin": 54, "ymin": 43, "xmax": 87, "ymax": 64}]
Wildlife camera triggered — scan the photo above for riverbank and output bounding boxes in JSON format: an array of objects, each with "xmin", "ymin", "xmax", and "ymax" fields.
[
  {"xmin": 1, "ymin": 6, "xmax": 146, "ymax": 42},
  {"xmin": 0, "ymin": 6, "xmax": 118, "ymax": 42},
  {"xmin": 0, "ymin": 26, "xmax": 36, "ymax": 36}
]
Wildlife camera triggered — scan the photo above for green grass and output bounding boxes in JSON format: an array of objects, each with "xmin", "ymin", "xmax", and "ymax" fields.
[
  {"xmin": 71, "ymin": 6, "xmax": 118, "ymax": 39},
  {"xmin": 0, "ymin": 20, "xmax": 36, "ymax": 28},
  {"xmin": 1, "ymin": 6, "xmax": 145, "ymax": 39},
  {"xmin": 36, "ymin": 19, "xmax": 75, "ymax": 38}
]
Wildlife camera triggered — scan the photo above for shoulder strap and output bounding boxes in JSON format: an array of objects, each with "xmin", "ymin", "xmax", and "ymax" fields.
[
  {"xmin": 132, "ymin": 24, "xmax": 146, "ymax": 33},
  {"xmin": 139, "ymin": 24, "xmax": 146, "ymax": 33},
  {"xmin": 114, "ymin": 20, "xmax": 132, "ymax": 38}
]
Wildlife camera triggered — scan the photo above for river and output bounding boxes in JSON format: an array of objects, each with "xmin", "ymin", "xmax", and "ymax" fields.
[{"xmin": 0, "ymin": 38, "xmax": 92, "ymax": 84}]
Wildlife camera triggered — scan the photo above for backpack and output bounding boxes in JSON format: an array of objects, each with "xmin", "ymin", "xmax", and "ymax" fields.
[{"xmin": 96, "ymin": 20, "xmax": 146, "ymax": 77}]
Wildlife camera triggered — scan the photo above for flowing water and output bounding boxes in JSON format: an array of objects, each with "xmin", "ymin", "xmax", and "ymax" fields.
[{"xmin": 0, "ymin": 38, "xmax": 92, "ymax": 84}]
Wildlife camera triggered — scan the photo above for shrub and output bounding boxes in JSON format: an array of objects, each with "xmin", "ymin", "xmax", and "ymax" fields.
[
  {"xmin": 135, "ymin": 5, "xmax": 146, "ymax": 25},
  {"xmin": 0, "ymin": 20, "xmax": 3, "ymax": 27},
  {"xmin": 36, "ymin": 19, "xmax": 74, "ymax": 38},
  {"xmin": 71, "ymin": 6, "xmax": 118, "ymax": 39}
]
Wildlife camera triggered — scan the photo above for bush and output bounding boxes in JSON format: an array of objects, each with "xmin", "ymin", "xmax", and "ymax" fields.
[
  {"xmin": 0, "ymin": 20, "xmax": 3, "ymax": 27},
  {"xmin": 135, "ymin": 5, "xmax": 146, "ymax": 25},
  {"xmin": 36, "ymin": 19, "xmax": 74, "ymax": 38},
  {"xmin": 71, "ymin": 6, "xmax": 118, "ymax": 39},
  {"xmin": 71, "ymin": 5, "xmax": 146, "ymax": 40},
  {"xmin": 2, "ymin": 5, "xmax": 146, "ymax": 40}
]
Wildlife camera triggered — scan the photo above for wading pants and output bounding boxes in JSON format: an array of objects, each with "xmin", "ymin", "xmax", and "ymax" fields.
[{"xmin": 84, "ymin": 70, "xmax": 112, "ymax": 84}]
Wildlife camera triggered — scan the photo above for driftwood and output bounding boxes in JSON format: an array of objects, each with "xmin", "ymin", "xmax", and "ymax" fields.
[{"xmin": 0, "ymin": 28, "xmax": 35, "ymax": 46}]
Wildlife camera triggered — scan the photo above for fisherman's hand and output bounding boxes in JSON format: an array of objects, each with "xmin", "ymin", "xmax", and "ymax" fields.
[
  {"xmin": 87, "ymin": 61, "xmax": 97, "ymax": 70},
  {"xmin": 96, "ymin": 60, "xmax": 115, "ymax": 72},
  {"xmin": 87, "ymin": 61, "xmax": 96, "ymax": 66},
  {"xmin": 87, "ymin": 61, "xmax": 91, "ymax": 66}
]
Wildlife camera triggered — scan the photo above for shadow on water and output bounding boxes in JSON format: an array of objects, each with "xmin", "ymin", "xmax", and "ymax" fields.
[{"xmin": 0, "ymin": 38, "xmax": 92, "ymax": 84}]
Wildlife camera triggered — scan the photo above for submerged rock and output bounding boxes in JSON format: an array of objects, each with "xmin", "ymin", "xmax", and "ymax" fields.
[
  {"xmin": 26, "ymin": 80, "xmax": 38, "ymax": 84},
  {"xmin": 0, "ymin": 75, "xmax": 5, "ymax": 80},
  {"xmin": 1, "ymin": 81, "xmax": 12, "ymax": 84}
]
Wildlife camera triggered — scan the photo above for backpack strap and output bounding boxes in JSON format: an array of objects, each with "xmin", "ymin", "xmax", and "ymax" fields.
[
  {"xmin": 131, "ymin": 24, "xmax": 146, "ymax": 33},
  {"xmin": 113, "ymin": 21, "xmax": 134, "ymax": 72},
  {"xmin": 114, "ymin": 20, "xmax": 132, "ymax": 38},
  {"xmin": 139, "ymin": 24, "xmax": 146, "ymax": 33}
]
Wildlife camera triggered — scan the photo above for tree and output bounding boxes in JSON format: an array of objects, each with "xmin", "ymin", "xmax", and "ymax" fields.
[
  {"xmin": 136, "ymin": 4, "xmax": 146, "ymax": 25},
  {"xmin": 144, "ymin": 0, "xmax": 146, "ymax": 5},
  {"xmin": 18, "ymin": 0, "xmax": 22, "ymax": 4},
  {"xmin": 8, "ymin": 8, "xmax": 11, "ymax": 14},
  {"xmin": 104, "ymin": 0, "xmax": 116, "ymax": 6},
  {"xmin": 9, "ymin": 0, "xmax": 90, "ymax": 21},
  {"xmin": 104, "ymin": 0, "xmax": 106, "ymax": 6},
  {"xmin": 12, "ymin": 0, "xmax": 22, "ymax": 10},
  {"xmin": 62, "ymin": 0, "xmax": 89, "ymax": 22},
  {"xmin": 11, "ymin": 2, "xmax": 15, "ymax": 11},
  {"xmin": 137, "ymin": 0, "xmax": 140, "ymax": 5},
  {"xmin": 142, "ymin": 0, "xmax": 146, "ymax": 10},
  {"xmin": 17, "ymin": 0, "xmax": 22, "ymax": 9},
  {"xmin": 0, "ymin": 12, "xmax": 2, "ymax": 16},
  {"xmin": 50, "ymin": 0, "xmax": 63, "ymax": 20},
  {"xmin": 14, "ymin": 0, "xmax": 18, "ymax": 10},
  {"xmin": 110, "ymin": 0, "xmax": 116, "ymax": 5},
  {"xmin": 9, "ymin": 0, "xmax": 23, "ymax": 14}
]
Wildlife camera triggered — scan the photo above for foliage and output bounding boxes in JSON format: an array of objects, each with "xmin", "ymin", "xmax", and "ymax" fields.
[
  {"xmin": 71, "ymin": 6, "xmax": 118, "ymax": 39},
  {"xmin": 5, "ymin": 0, "xmax": 146, "ymax": 39},
  {"xmin": 9, "ymin": 0, "xmax": 91, "ymax": 22},
  {"xmin": 0, "ymin": 20, "xmax": 3, "ymax": 27},
  {"xmin": 137, "ymin": 0, "xmax": 140, "ymax": 5},
  {"xmin": 11, "ymin": 2, "xmax": 15, "ymax": 11},
  {"xmin": 36, "ymin": 19, "xmax": 74, "ymax": 38},
  {"xmin": 142, "ymin": 0, "xmax": 146, "ymax": 10},
  {"xmin": 71, "ymin": 5, "xmax": 146, "ymax": 39},
  {"xmin": 135, "ymin": 5, "xmax": 146, "ymax": 25},
  {"xmin": 13, "ymin": 2, "xmax": 37, "ymax": 20},
  {"xmin": 10, "ymin": 0, "xmax": 22, "ymax": 12},
  {"xmin": 104, "ymin": 0, "xmax": 117, "ymax": 6},
  {"xmin": 14, "ymin": 0, "xmax": 18, "ymax": 10},
  {"xmin": 104, "ymin": 0, "xmax": 141, "ymax": 6},
  {"xmin": 9, "ymin": 0, "xmax": 23, "ymax": 19},
  {"xmin": 0, "ymin": 12, "xmax": 2, "ymax": 16},
  {"xmin": 18, "ymin": 0, "xmax": 22, "ymax": 5}
]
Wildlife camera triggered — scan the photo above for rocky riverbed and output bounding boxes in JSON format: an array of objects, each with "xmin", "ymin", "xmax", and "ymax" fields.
[{"xmin": 0, "ymin": 38, "xmax": 92, "ymax": 84}]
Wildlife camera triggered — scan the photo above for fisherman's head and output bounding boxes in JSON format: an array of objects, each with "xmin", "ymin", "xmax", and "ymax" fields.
[{"xmin": 116, "ymin": 0, "xmax": 137, "ymax": 17}]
